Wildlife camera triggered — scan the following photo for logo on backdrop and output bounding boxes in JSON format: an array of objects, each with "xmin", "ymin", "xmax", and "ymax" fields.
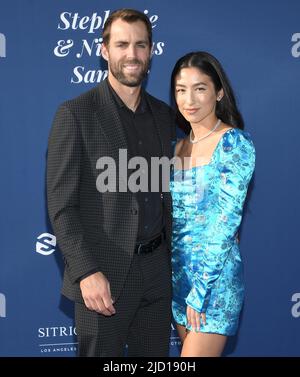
[
  {"xmin": 0, "ymin": 293, "xmax": 6, "ymax": 318},
  {"xmin": 38, "ymin": 325, "xmax": 77, "ymax": 354},
  {"xmin": 291, "ymin": 33, "xmax": 300, "ymax": 57},
  {"xmin": 36, "ymin": 233, "xmax": 56, "ymax": 256},
  {"xmin": 37, "ymin": 323, "xmax": 178, "ymax": 354},
  {"xmin": 0, "ymin": 33, "xmax": 6, "ymax": 58},
  {"xmin": 53, "ymin": 10, "xmax": 165, "ymax": 84},
  {"xmin": 170, "ymin": 322, "xmax": 181, "ymax": 348},
  {"xmin": 291, "ymin": 293, "xmax": 300, "ymax": 317}
]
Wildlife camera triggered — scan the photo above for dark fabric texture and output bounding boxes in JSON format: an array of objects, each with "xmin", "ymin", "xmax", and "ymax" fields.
[
  {"xmin": 46, "ymin": 79, "xmax": 175, "ymax": 306},
  {"xmin": 108, "ymin": 82, "xmax": 164, "ymax": 242},
  {"xmin": 75, "ymin": 242, "xmax": 172, "ymax": 357}
]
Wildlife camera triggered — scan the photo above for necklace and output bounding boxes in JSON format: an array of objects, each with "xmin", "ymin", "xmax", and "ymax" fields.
[{"xmin": 189, "ymin": 119, "xmax": 221, "ymax": 144}]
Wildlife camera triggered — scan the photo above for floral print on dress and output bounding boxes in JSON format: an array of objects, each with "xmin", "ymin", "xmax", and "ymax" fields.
[{"xmin": 170, "ymin": 128, "xmax": 255, "ymax": 335}]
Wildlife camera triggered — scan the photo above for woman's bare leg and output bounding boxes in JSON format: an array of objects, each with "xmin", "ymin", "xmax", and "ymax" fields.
[
  {"xmin": 176, "ymin": 324, "xmax": 188, "ymax": 343},
  {"xmin": 181, "ymin": 331, "xmax": 227, "ymax": 357}
]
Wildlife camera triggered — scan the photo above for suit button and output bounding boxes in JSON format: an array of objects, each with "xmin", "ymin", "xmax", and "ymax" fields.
[{"xmin": 131, "ymin": 208, "xmax": 138, "ymax": 215}]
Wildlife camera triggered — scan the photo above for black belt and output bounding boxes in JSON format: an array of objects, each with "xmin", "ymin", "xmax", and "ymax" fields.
[{"xmin": 134, "ymin": 231, "xmax": 165, "ymax": 255}]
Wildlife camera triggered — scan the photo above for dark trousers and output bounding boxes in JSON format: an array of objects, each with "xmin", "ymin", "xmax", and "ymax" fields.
[{"xmin": 75, "ymin": 242, "xmax": 172, "ymax": 357}]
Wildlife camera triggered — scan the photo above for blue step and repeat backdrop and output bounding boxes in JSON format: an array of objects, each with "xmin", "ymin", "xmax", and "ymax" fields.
[{"xmin": 0, "ymin": 0, "xmax": 300, "ymax": 357}]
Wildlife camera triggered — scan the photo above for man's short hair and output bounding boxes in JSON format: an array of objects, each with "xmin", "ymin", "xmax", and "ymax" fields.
[{"xmin": 102, "ymin": 8, "xmax": 152, "ymax": 47}]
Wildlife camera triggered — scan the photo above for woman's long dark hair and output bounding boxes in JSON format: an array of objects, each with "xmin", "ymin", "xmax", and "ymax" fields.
[{"xmin": 171, "ymin": 51, "xmax": 244, "ymax": 133}]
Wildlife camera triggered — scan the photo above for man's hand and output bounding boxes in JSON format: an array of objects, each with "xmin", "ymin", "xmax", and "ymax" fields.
[{"xmin": 79, "ymin": 271, "xmax": 116, "ymax": 316}]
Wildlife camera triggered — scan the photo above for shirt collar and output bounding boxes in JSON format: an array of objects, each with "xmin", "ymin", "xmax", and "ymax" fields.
[{"xmin": 107, "ymin": 80, "xmax": 148, "ymax": 114}]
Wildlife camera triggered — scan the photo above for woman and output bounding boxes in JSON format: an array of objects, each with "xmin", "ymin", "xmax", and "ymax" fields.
[{"xmin": 170, "ymin": 51, "xmax": 255, "ymax": 357}]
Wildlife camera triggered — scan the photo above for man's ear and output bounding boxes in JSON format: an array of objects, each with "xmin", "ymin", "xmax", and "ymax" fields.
[{"xmin": 101, "ymin": 43, "xmax": 109, "ymax": 62}]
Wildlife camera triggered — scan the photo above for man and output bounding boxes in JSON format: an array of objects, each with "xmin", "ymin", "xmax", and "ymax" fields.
[{"xmin": 47, "ymin": 9, "xmax": 175, "ymax": 357}]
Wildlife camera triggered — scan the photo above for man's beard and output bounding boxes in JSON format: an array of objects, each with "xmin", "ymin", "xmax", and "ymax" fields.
[{"xmin": 109, "ymin": 58, "xmax": 150, "ymax": 87}]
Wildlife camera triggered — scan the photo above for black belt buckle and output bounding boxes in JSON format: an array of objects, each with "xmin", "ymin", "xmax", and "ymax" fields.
[
  {"xmin": 136, "ymin": 243, "xmax": 144, "ymax": 255},
  {"xmin": 135, "ymin": 232, "xmax": 163, "ymax": 255}
]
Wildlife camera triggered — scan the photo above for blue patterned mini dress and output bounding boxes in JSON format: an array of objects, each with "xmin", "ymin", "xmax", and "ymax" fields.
[{"xmin": 170, "ymin": 128, "xmax": 255, "ymax": 335}]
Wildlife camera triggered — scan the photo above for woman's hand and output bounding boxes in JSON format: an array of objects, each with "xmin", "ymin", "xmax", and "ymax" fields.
[{"xmin": 187, "ymin": 305, "xmax": 206, "ymax": 332}]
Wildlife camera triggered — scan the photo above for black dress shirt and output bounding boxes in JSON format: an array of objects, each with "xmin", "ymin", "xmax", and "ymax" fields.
[{"xmin": 108, "ymin": 82, "xmax": 164, "ymax": 243}]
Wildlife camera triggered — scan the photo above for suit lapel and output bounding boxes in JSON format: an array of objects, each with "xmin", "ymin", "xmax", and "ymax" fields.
[
  {"xmin": 93, "ymin": 81, "xmax": 172, "ymax": 160},
  {"xmin": 92, "ymin": 80, "xmax": 133, "ymax": 188},
  {"xmin": 93, "ymin": 80, "xmax": 128, "ymax": 155},
  {"xmin": 92, "ymin": 81, "xmax": 173, "ymax": 188}
]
